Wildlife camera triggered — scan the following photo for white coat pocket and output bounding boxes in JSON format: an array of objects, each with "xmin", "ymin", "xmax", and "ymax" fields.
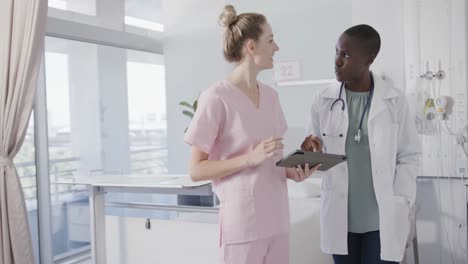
[{"xmin": 322, "ymin": 135, "xmax": 345, "ymax": 155}]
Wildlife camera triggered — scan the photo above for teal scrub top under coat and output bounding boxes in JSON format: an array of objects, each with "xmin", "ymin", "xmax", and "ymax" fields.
[{"xmin": 345, "ymin": 89, "xmax": 379, "ymax": 233}]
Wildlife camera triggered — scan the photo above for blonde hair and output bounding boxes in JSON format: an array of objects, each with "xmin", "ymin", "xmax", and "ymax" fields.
[{"xmin": 218, "ymin": 5, "xmax": 267, "ymax": 62}]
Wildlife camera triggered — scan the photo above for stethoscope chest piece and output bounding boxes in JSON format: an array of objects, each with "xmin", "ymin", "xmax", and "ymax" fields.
[{"xmin": 354, "ymin": 129, "xmax": 361, "ymax": 143}]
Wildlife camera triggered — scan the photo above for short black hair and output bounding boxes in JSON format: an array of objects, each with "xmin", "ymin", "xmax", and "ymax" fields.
[{"xmin": 344, "ymin": 24, "xmax": 381, "ymax": 57}]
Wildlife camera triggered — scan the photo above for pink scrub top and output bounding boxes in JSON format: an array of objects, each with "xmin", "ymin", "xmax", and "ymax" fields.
[{"xmin": 184, "ymin": 80, "xmax": 289, "ymax": 245}]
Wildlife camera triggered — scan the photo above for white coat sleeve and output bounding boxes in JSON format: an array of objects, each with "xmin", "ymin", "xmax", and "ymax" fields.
[{"xmin": 393, "ymin": 95, "xmax": 421, "ymax": 206}]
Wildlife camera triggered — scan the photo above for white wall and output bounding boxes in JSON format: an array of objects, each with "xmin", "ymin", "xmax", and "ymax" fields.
[
  {"xmin": 164, "ymin": 0, "xmax": 228, "ymax": 174},
  {"xmin": 228, "ymin": 0, "xmax": 352, "ymax": 153},
  {"xmin": 164, "ymin": 0, "xmax": 351, "ymax": 172},
  {"xmin": 230, "ymin": 0, "xmax": 351, "ymax": 82},
  {"xmin": 352, "ymin": 0, "xmax": 406, "ymax": 91}
]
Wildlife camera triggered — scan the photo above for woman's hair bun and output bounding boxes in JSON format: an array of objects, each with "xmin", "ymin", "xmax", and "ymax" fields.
[{"xmin": 218, "ymin": 5, "xmax": 237, "ymax": 27}]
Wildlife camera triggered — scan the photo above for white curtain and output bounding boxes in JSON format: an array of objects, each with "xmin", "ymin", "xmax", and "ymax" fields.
[{"xmin": 0, "ymin": 0, "xmax": 47, "ymax": 263}]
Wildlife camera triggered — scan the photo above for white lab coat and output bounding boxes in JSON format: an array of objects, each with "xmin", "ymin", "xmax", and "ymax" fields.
[{"xmin": 306, "ymin": 73, "xmax": 420, "ymax": 262}]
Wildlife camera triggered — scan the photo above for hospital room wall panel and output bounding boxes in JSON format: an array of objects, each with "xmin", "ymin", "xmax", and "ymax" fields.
[
  {"xmin": 400, "ymin": 0, "xmax": 468, "ymax": 178},
  {"xmin": 407, "ymin": 0, "xmax": 468, "ymax": 261}
]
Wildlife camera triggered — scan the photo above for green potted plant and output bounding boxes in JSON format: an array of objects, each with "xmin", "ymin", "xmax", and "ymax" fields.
[{"xmin": 180, "ymin": 99, "xmax": 198, "ymax": 132}]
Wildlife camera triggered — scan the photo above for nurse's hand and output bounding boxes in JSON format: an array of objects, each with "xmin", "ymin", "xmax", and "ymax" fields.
[
  {"xmin": 246, "ymin": 137, "xmax": 284, "ymax": 167},
  {"xmin": 286, "ymin": 163, "xmax": 321, "ymax": 182},
  {"xmin": 301, "ymin": 135, "xmax": 323, "ymax": 152}
]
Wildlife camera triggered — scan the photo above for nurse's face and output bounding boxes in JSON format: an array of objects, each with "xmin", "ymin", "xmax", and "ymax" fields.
[
  {"xmin": 250, "ymin": 23, "xmax": 280, "ymax": 70},
  {"xmin": 334, "ymin": 33, "xmax": 372, "ymax": 82}
]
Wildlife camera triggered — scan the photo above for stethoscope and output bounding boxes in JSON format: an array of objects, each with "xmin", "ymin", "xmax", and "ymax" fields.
[{"xmin": 328, "ymin": 74, "xmax": 374, "ymax": 144}]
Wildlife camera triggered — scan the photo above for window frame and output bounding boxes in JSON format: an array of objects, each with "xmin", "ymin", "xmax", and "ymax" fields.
[{"xmin": 35, "ymin": 3, "xmax": 164, "ymax": 263}]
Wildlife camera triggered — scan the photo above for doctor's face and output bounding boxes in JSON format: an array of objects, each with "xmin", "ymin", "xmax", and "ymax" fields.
[{"xmin": 334, "ymin": 33, "xmax": 371, "ymax": 82}]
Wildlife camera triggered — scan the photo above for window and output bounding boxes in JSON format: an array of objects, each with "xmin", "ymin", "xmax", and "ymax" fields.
[
  {"xmin": 127, "ymin": 50, "xmax": 167, "ymax": 174},
  {"xmin": 44, "ymin": 36, "xmax": 168, "ymax": 258},
  {"xmin": 45, "ymin": 38, "xmax": 91, "ymax": 258},
  {"xmin": 48, "ymin": 0, "xmax": 164, "ymax": 42}
]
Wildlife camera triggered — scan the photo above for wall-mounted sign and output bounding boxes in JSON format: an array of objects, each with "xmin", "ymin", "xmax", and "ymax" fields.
[{"xmin": 273, "ymin": 60, "xmax": 301, "ymax": 82}]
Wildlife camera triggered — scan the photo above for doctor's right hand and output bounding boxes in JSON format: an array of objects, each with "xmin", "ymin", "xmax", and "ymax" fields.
[
  {"xmin": 301, "ymin": 135, "xmax": 323, "ymax": 152},
  {"xmin": 246, "ymin": 137, "xmax": 283, "ymax": 167}
]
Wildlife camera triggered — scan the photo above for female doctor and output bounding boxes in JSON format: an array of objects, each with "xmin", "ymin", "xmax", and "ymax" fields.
[{"xmin": 301, "ymin": 24, "xmax": 420, "ymax": 263}]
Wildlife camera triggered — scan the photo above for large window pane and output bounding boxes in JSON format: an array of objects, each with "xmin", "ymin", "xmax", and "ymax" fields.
[
  {"xmin": 127, "ymin": 50, "xmax": 167, "ymax": 174},
  {"xmin": 45, "ymin": 38, "xmax": 92, "ymax": 259},
  {"xmin": 45, "ymin": 36, "xmax": 168, "ymax": 259},
  {"xmin": 14, "ymin": 113, "xmax": 39, "ymax": 263}
]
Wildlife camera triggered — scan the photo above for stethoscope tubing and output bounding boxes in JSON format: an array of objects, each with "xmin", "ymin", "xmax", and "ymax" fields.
[{"xmin": 326, "ymin": 74, "xmax": 374, "ymax": 142}]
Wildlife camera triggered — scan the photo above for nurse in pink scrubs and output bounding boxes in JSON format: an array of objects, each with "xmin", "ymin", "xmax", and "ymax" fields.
[{"xmin": 184, "ymin": 5, "xmax": 321, "ymax": 264}]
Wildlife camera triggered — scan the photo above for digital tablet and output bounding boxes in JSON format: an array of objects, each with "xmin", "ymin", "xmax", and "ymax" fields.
[{"xmin": 276, "ymin": 149, "xmax": 347, "ymax": 171}]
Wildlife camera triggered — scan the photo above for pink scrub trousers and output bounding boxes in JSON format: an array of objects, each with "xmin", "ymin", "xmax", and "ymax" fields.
[{"xmin": 221, "ymin": 233, "xmax": 289, "ymax": 264}]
